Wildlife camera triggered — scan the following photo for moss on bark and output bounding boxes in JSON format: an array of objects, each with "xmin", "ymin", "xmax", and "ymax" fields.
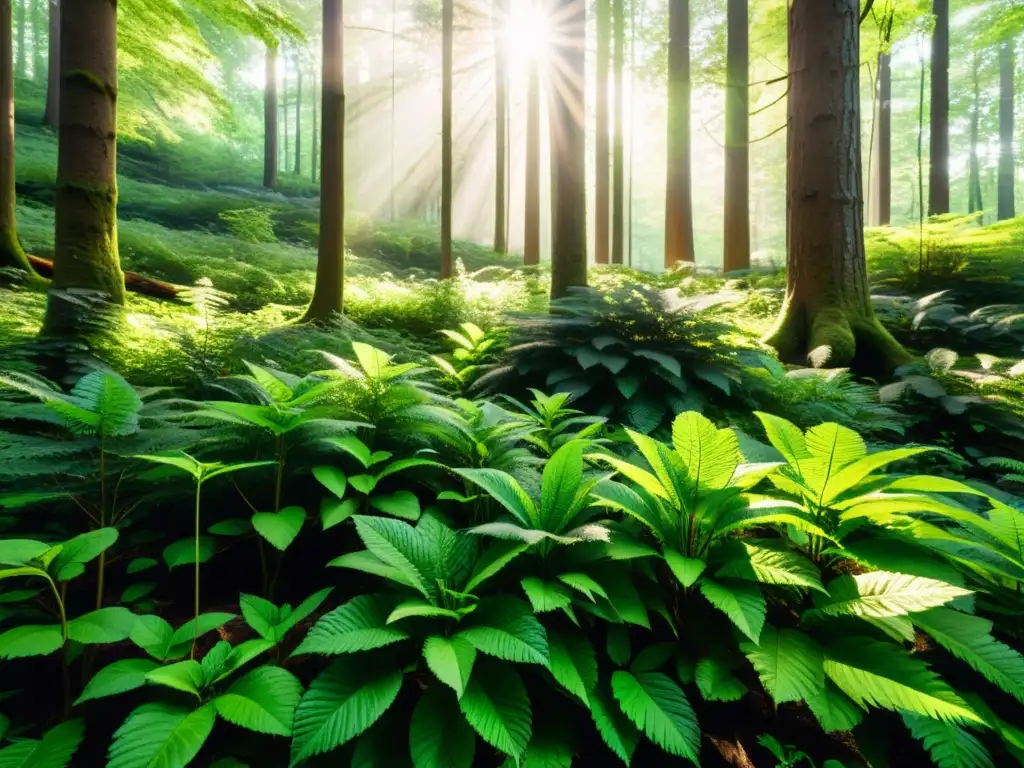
[{"xmin": 0, "ymin": 223, "xmax": 46, "ymax": 288}]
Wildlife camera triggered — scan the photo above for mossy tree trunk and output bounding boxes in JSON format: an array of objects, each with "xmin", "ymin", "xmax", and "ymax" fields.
[
  {"xmin": 594, "ymin": 0, "xmax": 610, "ymax": 265},
  {"xmin": 549, "ymin": 0, "xmax": 587, "ymax": 299},
  {"xmin": 765, "ymin": 0, "xmax": 909, "ymax": 375},
  {"xmin": 301, "ymin": 0, "xmax": 344, "ymax": 322},
  {"xmin": 665, "ymin": 0, "xmax": 695, "ymax": 268},
  {"xmin": 611, "ymin": 0, "xmax": 625, "ymax": 265},
  {"xmin": 42, "ymin": 0, "xmax": 56, "ymax": 127},
  {"xmin": 928, "ymin": 0, "xmax": 949, "ymax": 216},
  {"xmin": 524, "ymin": 56, "xmax": 540, "ymax": 267},
  {"xmin": 42, "ymin": 0, "xmax": 124, "ymax": 334},
  {"xmin": 722, "ymin": 0, "xmax": 749, "ymax": 274},
  {"xmin": 493, "ymin": 0, "xmax": 507, "ymax": 254},
  {"xmin": 263, "ymin": 43, "xmax": 278, "ymax": 189},
  {"xmin": 440, "ymin": 0, "xmax": 453, "ymax": 279},
  {"xmin": 998, "ymin": 37, "xmax": 1015, "ymax": 221}
]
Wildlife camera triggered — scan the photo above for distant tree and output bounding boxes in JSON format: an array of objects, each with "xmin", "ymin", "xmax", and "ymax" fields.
[
  {"xmin": 282, "ymin": 47, "xmax": 289, "ymax": 173},
  {"xmin": 524, "ymin": 55, "xmax": 540, "ymax": 267},
  {"xmin": 294, "ymin": 49, "xmax": 302, "ymax": 176},
  {"xmin": 874, "ymin": 50, "xmax": 891, "ymax": 226},
  {"xmin": 928, "ymin": 0, "xmax": 949, "ymax": 215},
  {"xmin": 311, "ymin": 63, "xmax": 318, "ymax": 185},
  {"xmin": 611, "ymin": 0, "xmax": 625, "ymax": 265},
  {"xmin": 549, "ymin": 0, "xmax": 587, "ymax": 298},
  {"xmin": 595, "ymin": 0, "xmax": 610, "ymax": 265},
  {"xmin": 765, "ymin": 0, "xmax": 907, "ymax": 373},
  {"xmin": 264, "ymin": 42, "xmax": 279, "ymax": 188},
  {"xmin": 968, "ymin": 51, "xmax": 983, "ymax": 216},
  {"xmin": 441, "ymin": 0, "xmax": 453, "ymax": 278},
  {"xmin": 665, "ymin": 0, "xmax": 695, "ymax": 268},
  {"xmin": 13, "ymin": 0, "xmax": 21, "ymax": 78},
  {"xmin": 43, "ymin": 0, "xmax": 125, "ymax": 334},
  {"xmin": 493, "ymin": 0, "xmax": 507, "ymax": 254},
  {"xmin": 722, "ymin": 0, "xmax": 749, "ymax": 273},
  {"xmin": 302, "ymin": 0, "xmax": 345, "ymax": 322},
  {"xmin": 42, "ymin": 0, "xmax": 56, "ymax": 127},
  {"xmin": 998, "ymin": 37, "xmax": 1015, "ymax": 220}
]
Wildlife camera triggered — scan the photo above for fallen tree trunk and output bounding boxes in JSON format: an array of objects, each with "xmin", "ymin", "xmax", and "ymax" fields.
[{"xmin": 27, "ymin": 255, "xmax": 182, "ymax": 300}]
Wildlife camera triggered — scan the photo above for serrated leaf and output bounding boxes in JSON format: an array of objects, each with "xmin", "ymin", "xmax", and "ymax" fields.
[
  {"xmin": 0, "ymin": 719, "xmax": 84, "ymax": 768},
  {"xmin": 664, "ymin": 551, "xmax": 705, "ymax": 588},
  {"xmin": 741, "ymin": 625, "xmax": 824, "ymax": 704},
  {"xmin": 321, "ymin": 498, "xmax": 359, "ymax": 530},
  {"xmin": 699, "ymin": 579, "xmax": 765, "ymax": 643},
  {"xmin": 51, "ymin": 528, "xmax": 119, "ymax": 581},
  {"xmin": 814, "ymin": 572, "xmax": 972, "ymax": 620},
  {"xmin": 67, "ymin": 607, "xmax": 136, "ymax": 644},
  {"xmin": 107, "ymin": 702, "xmax": 215, "ymax": 768},
  {"xmin": 0, "ymin": 624, "xmax": 63, "ymax": 659},
  {"xmin": 369, "ymin": 491, "xmax": 422, "ymax": 521},
  {"xmin": 424, "ymin": 635, "xmax": 477, "ymax": 699},
  {"xmin": 456, "ymin": 597, "xmax": 548, "ymax": 666},
  {"xmin": 805, "ymin": 682, "xmax": 863, "ymax": 732},
  {"xmin": 252, "ymin": 507, "xmax": 305, "ymax": 552},
  {"xmin": 146, "ymin": 660, "xmax": 205, "ymax": 697},
  {"xmin": 611, "ymin": 670, "xmax": 699, "ymax": 761},
  {"xmin": 313, "ymin": 466, "xmax": 347, "ymax": 499},
  {"xmin": 76, "ymin": 659, "xmax": 159, "ymax": 705},
  {"xmin": 521, "ymin": 578, "xmax": 572, "ymax": 613},
  {"xmin": 695, "ymin": 657, "xmax": 747, "ymax": 702},
  {"xmin": 548, "ymin": 630, "xmax": 597, "ymax": 704},
  {"xmin": 590, "ymin": 683, "xmax": 639, "ymax": 764},
  {"xmin": 459, "ymin": 660, "xmax": 532, "ymax": 759},
  {"xmin": 293, "ymin": 595, "xmax": 408, "ymax": 656},
  {"xmin": 410, "ymin": 685, "xmax": 476, "ymax": 768},
  {"xmin": 214, "ymin": 666, "xmax": 303, "ymax": 736},
  {"xmin": 903, "ymin": 713, "xmax": 994, "ymax": 768}
]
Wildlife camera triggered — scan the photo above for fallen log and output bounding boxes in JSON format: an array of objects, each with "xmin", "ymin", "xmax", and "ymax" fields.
[{"xmin": 27, "ymin": 256, "xmax": 183, "ymax": 301}]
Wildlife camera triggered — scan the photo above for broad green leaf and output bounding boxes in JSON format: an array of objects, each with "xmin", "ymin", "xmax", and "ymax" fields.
[
  {"xmin": 456, "ymin": 597, "xmax": 549, "ymax": 666},
  {"xmin": 670, "ymin": 411, "xmax": 740, "ymax": 493},
  {"xmin": 126, "ymin": 557, "xmax": 158, "ymax": 574},
  {"xmin": 324, "ymin": 435, "xmax": 373, "ymax": 468},
  {"xmin": 387, "ymin": 599, "xmax": 461, "ymax": 623},
  {"xmin": 293, "ymin": 595, "xmax": 408, "ymax": 656},
  {"xmin": 540, "ymin": 441, "xmax": 586, "ymax": 531},
  {"xmin": 814, "ymin": 572, "xmax": 972, "ymax": 620},
  {"xmin": 134, "ymin": 452, "xmax": 202, "ymax": 479},
  {"xmin": 805, "ymin": 682, "xmax": 863, "ymax": 732},
  {"xmin": 557, "ymin": 572, "xmax": 608, "ymax": 602},
  {"xmin": 548, "ymin": 629, "xmax": 598, "ymax": 704},
  {"xmin": 0, "ymin": 719, "xmax": 84, "ymax": 767},
  {"xmin": 243, "ymin": 362, "xmax": 294, "ymax": 402},
  {"xmin": 67, "ymin": 607, "xmax": 136, "ymax": 644},
  {"xmin": 162, "ymin": 537, "xmax": 216, "ymax": 570},
  {"xmin": 0, "ymin": 540, "xmax": 49, "ymax": 566},
  {"xmin": 453, "ymin": 468, "xmax": 537, "ymax": 527},
  {"xmin": 146, "ymin": 660, "xmax": 205, "ymax": 697},
  {"xmin": 410, "ymin": 685, "xmax": 476, "ymax": 768},
  {"xmin": 165, "ymin": 613, "xmax": 236, "ymax": 659},
  {"xmin": 130, "ymin": 614, "xmax": 175, "ymax": 660},
  {"xmin": 0, "ymin": 624, "xmax": 63, "ymax": 659},
  {"xmin": 630, "ymin": 643, "xmax": 676, "ymax": 674},
  {"xmin": 252, "ymin": 507, "xmax": 305, "ymax": 551},
  {"xmin": 753, "ymin": 412, "xmax": 810, "ymax": 464},
  {"xmin": 107, "ymin": 702, "xmax": 216, "ymax": 768},
  {"xmin": 76, "ymin": 659, "xmax": 160, "ymax": 705},
  {"xmin": 716, "ymin": 542, "xmax": 826, "ymax": 593},
  {"xmin": 611, "ymin": 670, "xmax": 699, "ymax": 761},
  {"xmin": 313, "ymin": 466, "xmax": 347, "ymax": 499},
  {"xmin": 208, "ymin": 519, "xmax": 252, "ymax": 536},
  {"xmin": 51, "ymin": 528, "xmax": 119, "ymax": 581},
  {"xmin": 353, "ymin": 342, "xmax": 392, "ymax": 377},
  {"xmin": 695, "ymin": 656, "xmax": 747, "ymax": 702},
  {"xmin": 634, "ymin": 350, "xmax": 681, "ymax": 378},
  {"xmin": 349, "ymin": 474, "xmax": 377, "ymax": 495},
  {"xmin": 321, "ymin": 498, "xmax": 359, "ymax": 530},
  {"xmin": 459, "ymin": 660, "xmax": 532, "ymax": 760},
  {"xmin": 239, "ymin": 594, "xmax": 279, "ymax": 640},
  {"xmin": 741, "ymin": 625, "xmax": 824, "ymax": 704},
  {"xmin": 607, "ymin": 625, "xmax": 631, "ymax": 667},
  {"xmin": 424, "ymin": 635, "xmax": 477, "ymax": 699},
  {"xmin": 369, "ymin": 491, "xmax": 422, "ymax": 521},
  {"xmin": 699, "ymin": 579, "xmax": 766, "ymax": 644},
  {"xmin": 664, "ymin": 551, "xmax": 705, "ymax": 588},
  {"xmin": 589, "ymin": 683, "xmax": 639, "ymax": 764},
  {"xmin": 122, "ymin": 582, "xmax": 155, "ymax": 604},
  {"xmin": 290, "ymin": 657, "xmax": 403, "ymax": 765},
  {"xmin": 903, "ymin": 713, "xmax": 994, "ymax": 768},
  {"xmin": 277, "ymin": 587, "xmax": 334, "ymax": 638},
  {"xmin": 521, "ymin": 578, "xmax": 572, "ymax": 613},
  {"xmin": 352, "ymin": 516, "xmax": 432, "ymax": 599},
  {"xmin": 213, "ymin": 666, "xmax": 303, "ymax": 736}
]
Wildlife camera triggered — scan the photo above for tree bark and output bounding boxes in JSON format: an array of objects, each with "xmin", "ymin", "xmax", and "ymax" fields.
[
  {"xmin": 41, "ymin": 0, "xmax": 56, "ymax": 127},
  {"xmin": 722, "ymin": 0, "xmax": 749, "ymax": 273},
  {"xmin": 524, "ymin": 57, "xmax": 540, "ymax": 266},
  {"xmin": 294, "ymin": 51, "xmax": 302, "ymax": 177},
  {"xmin": 14, "ymin": 0, "xmax": 22, "ymax": 79},
  {"xmin": 611, "ymin": 0, "xmax": 625, "ymax": 265},
  {"xmin": 665, "ymin": 0, "xmax": 695, "ymax": 268},
  {"xmin": 549, "ymin": 0, "xmax": 587, "ymax": 298},
  {"xmin": 43, "ymin": 0, "xmax": 125, "ymax": 333},
  {"xmin": 928, "ymin": 0, "xmax": 949, "ymax": 216},
  {"xmin": 998, "ymin": 38, "xmax": 1015, "ymax": 221},
  {"xmin": 764, "ymin": 0, "xmax": 908, "ymax": 374},
  {"xmin": 311, "ymin": 63, "xmax": 318, "ymax": 185},
  {"xmin": 874, "ymin": 51, "xmax": 891, "ymax": 226},
  {"xmin": 302, "ymin": 0, "xmax": 345, "ymax": 322},
  {"xmin": 264, "ymin": 43, "xmax": 278, "ymax": 189},
  {"xmin": 595, "ymin": 0, "xmax": 610, "ymax": 265},
  {"xmin": 968, "ymin": 52, "xmax": 982, "ymax": 216},
  {"xmin": 441, "ymin": 0, "xmax": 453, "ymax": 278},
  {"xmin": 493, "ymin": 0, "xmax": 507, "ymax": 253}
]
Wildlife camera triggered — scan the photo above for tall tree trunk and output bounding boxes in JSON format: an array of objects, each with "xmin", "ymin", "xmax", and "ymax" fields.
[
  {"xmin": 493, "ymin": 0, "xmax": 507, "ymax": 253},
  {"xmin": 998, "ymin": 38, "xmax": 1015, "ymax": 221},
  {"xmin": 311, "ymin": 64, "xmax": 318, "ymax": 185},
  {"xmin": 440, "ymin": 0, "xmax": 453, "ymax": 278},
  {"xmin": 875, "ymin": 51, "xmax": 891, "ymax": 226},
  {"xmin": 611, "ymin": 0, "xmax": 625, "ymax": 265},
  {"xmin": 549, "ymin": 0, "xmax": 588, "ymax": 299},
  {"xmin": 14, "ymin": 0, "xmax": 22, "ymax": 78},
  {"xmin": 594, "ymin": 0, "xmax": 610, "ymax": 264},
  {"xmin": 43, "ymin": 0, "xmax": 124, "ymax": 333},
  {"xmin": 29, "ymin": 0, "xmax": 39, "ymax": 77},
  {"xmin": 41, "ymin": 0, "xmax": 56, "ymax": 127},
  {"xmin": 264, "ymin": 43, "xmax": 278, "ymax": 189},
  {"xmin": 0, "ymin": 0, "xmax": 37, "ymax": 280},
  {"xmin": 928, "ymin": 0, "xmax": 949, "ymax": 216},
  {"xmin": 764, "ymin": 0, "xmax": 907, "ymax": 373},
  {"xmin": 665, "ymin": 0, "xmax": 695, "ymax": 267},
  {"xmin": 294, "ymin": 52, "xmax": 302, "ymax": 176},
  {"xmin": 282, "ymin": 50, "xmax": 289, "ymax": 174},
  {"xmin": 524, "ymin": 56, "xmax": 540, "ymax": 266},
  {"xmin": 722, "ymin": 0, "xmax": 749, "ymax": 273},
  {"xmin": 968, "ymin": 52, "xmax": 982, "ymax": 216},
  {"xmin": 302, "ymin": 0, "xmax": 345, "ymax": 321}
]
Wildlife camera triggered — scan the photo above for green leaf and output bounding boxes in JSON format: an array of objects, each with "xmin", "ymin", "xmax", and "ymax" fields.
[
  {"xmin": 716, "ymin": 542, "xmax": 825, "ymax": 593},
  {"xmin": 590, "ymin": 682, "xmax": 640, "ymax": 764},
  {"xmin": 0, "ymin": 539, "xmax": 49, "ymax": 566},
  {"xmin": 0, "ymin": 624, "xmax": 63, "ymax": 659},
  {"xmin": 162, "ymin": 537, "xmax": 215, "ymax": 570},
  {"xmin": 557, "ymin": 572, "xmax": 608, "ymax": 602},
  {"xmin": 0, "ymin": 719, "xmax": 84, "ymax": 768},
  {"xmin": 741, "ymin": 625, "xmax": 824, "ymax": 704},
  {"xmin": 631, "ymin": 643, "xmax": 676, "ymax": 674},
  {"xmin": 387, "ymin": 600, "xmax": 461, "ymax": 623},
  {"xmin": 521, "ymin": 578, "xmax": 572, "ymax": 613},
  {"xmin": 548, "ymin": 629, "xmax": 598, "ymax": 705},
  {"xmin": 167, "ymin": 613, "xmax": 236, "ymax": 659},
  {"xmin": 67, "ymin": 607, "xmax": 136, "ymax": 644},
  {"xmin": 107, "ymin": 702, "xmax": 216, "ymax": 768},
  {"xmin": 670, "ymin": 411, "xmax": 740, "ymax": 493},
  {"xmin": 208, "ymin": 519, "xmax": 252, "ymax": 536},
  {"xmin": 213, "ymin": 666, "xmax": 303, "ymax": 737},
  {"xmin": 349, "ymin": 474, "xmax": 377, "ymax": 495},
  {"xmin": 76, "ymin": 659, "xmax": 160, "ymax": 705},
  {"xmin": 293, "ymin": 595, "xmax": 408, "ymax": 656},
  {"xmin": 243, "ymin": 362, "xmax": 294, "ymax": 402},
  {"xmin": 813, "ymin": 572, "xmax": 972, "ymax": 619},
  {"xmin": 465, "ymin": 541, "xmax": 528, "ymax": 593},
  {"xmin": 369, "ymin": 491, "xmax": 422, "ymax": 521},
  {"xmin": 352, "ymin": 516, "xmax": 433, "ymax": 599},
  {"xmin": 452, "ymin": 468, "xmax": 537, "ymax": 527},
  {"xmin": 324, "ymin": 434, "xmax": 373, "ymax": 468},
  {"xmin": 146, "ymin": 660, "xmax": 205, "ymax": 697},
  {"xmin": 424, "ymin": 635, "xmax": 477, "ymax": 699},
  {"xmin": 313, "ymin": 466, "xmax": 348, "ymax": 499},
  {"xmin": 634, "ymin": 350, "xmax": 682, "ymax": 378},
  {"xmin": 699, "ymin": 579, "xmax": 766, "ymax": 644},
  {"xmin": 51, "ymin": 528, "xmax": 119, "ymax": 581},
  {"xmin": 903, "ymin": 713, "xmax": 994, "ymax": 768},
  {"xmin": 754, "ymin": 412, "xmax": 810, "ymax": 464},
  {"xmin": 252, "ymin": 507, "xmax": 305, "ymax": 552},
  {"xmin": 410, "ymin": 685, "xmax": 476, "ymax": 768},
  {"xmin": 664, "ymin": 551, "xmax": 705, "ymax": 588},
  {"xmin": 126, "ymin": 557, "xmax": 158, "ymax": 575},
  {"xmin": 239, "ymin": 594, "xmax": 278, "ymax": 640},
  {"xmin": 459, "ymin": 660, "xmax": 532, "ymax": 760},
  {"xmin": 321, "ymin": 498, "xmax": 359, "ymax": 530},
  {"xmin": 611, "ymin": 670, "xmax": 699, "ymax": 761},
  {"xmin": 540, "ymin": 441, "xmax": 586, "ymax": 531},
  {"xmin": 805, "ymin": 682, "xmax": 863, "ymax": 732},
  {"xmin": 290, "ymin": 656, "xmax": 403, "ymax": 765},
  {"xmin": 695, "ymin": 657, "xmax": 747, "ymax": 702},
  {"xmin": 456, "ymin": 597, "xmax": 549, "ymax": 666},
  {"xmin": 129, "ymin": 615, "xmax": 175, "ymax": 660},
  {"xmin": 607, "ymin": 625, "xmax": 631, "ymax": 667}
]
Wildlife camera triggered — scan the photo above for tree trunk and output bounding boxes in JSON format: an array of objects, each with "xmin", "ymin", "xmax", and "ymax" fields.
[
  {"xmin": 665, "ymin": 0, "xmax": 695, "ymax": 268},
  {"xmin": 594, "ymin": 0, "xmax": 610, "ymax": 265},
  {"xmin": 764, "ymin": 0, "xmax": 907, "ymax": 374},
  {"xmin": 440, "ymin": 0, "xmax": 453, "ymax": 278},
  {"xmin": 302, "ymin": 0, "xmax": 345, "ymax": 322},
  {"xmin": 968, "ymin": 52, "xmax": 982, "ymax": 216},
  {"xmin": 493, "ymin": 0, "xmax": 507, "ymax": 253},
  {"xmin": 928, "ymin": 0, "xmax": 949, "ymax": 216},
  {"xmin": 549, "ymin": 0, "xmax": 587, "ymax": 299},
  {"xmin": 43, "ymin": 0, "xmax": 124, "ymax": 333},
  {"xmin": 41, "ymin": 0, "xmax": 56, "ymax": 127},
  {"xmin": 294, "ymin": 52, "xmax": 302, "ymax": 176},
  {"xmin": 875, "ymin": 51, "xmax": 891, "ymax": 226},
  {"xmin": 998, "ymin": 38, "xmax": 1015, "ymax": 221},
  {"xmin": 29, "ymin": 0, "xmax": 39, "ymax": 78},
  {"xmin": 264, "ymin": 43, "xmax": 278, "ymax": 189},
  {"xmin": 611, "ymin": 0, "xmax": 625, "ymax": 265},
  {"xmin": 14, "ymin": 0, "xmax": 22, "ymax": 79},
  {"xmin": 282, "ymin": 49, "xmax": 289, "ymax": 174},
  {"xmin": 524, "ymin": 57, "xmax": 540, "ymax": 267},
  {"xmin": 311, "ymin": 64, "xmax": 318, "ymax": 185},
  {"xmin": 0, "ymin": 0, "xmax": 37, "ymax": 281},
  {"xmin": 722, "ymin": 0, "xmax": 749, "ymax": 273}
]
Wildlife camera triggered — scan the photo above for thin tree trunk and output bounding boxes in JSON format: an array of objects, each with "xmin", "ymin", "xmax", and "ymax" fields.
[
  {"xmin": 918, "ymin": 38, "xmax": 925, "ymax": 273},
  {"xmin": 294, "ymin": 52, "xmax": 302, "ymax": 176},
  {"xmin": 764, "ymin": 0, "xmax": 907, "ymax": 373},
  {"xmin": 14, "ymin": 0, "xmax": 22, "ymax": 78},
  {"xmin": 493, "ymin": 0, "xmax": 507, "ymax": 253},
  {"xmin": 441, "ymin": 0, "xmax": 453, "ymax": 278},
  {"xmin": 30, "ymin": 0, "xmax": 39, "ymax": 77},
  {"xmin": 41, "ymin": 0, "xmax": 55, "ymax": 127},
  {"xmin": 264, "ymin": 43, "xmax": 278, "ymax": 189},
  {"xmin": 875, "ymin": 51, "xmax": 891, "ymax": 226},
  {"xmin": 43, "ymin": 0, "xmax": 124, "ymax": 333},
  {"xmin": 524, "ymin": 57, "xmax": 540, "ymax": 266},
  {"xmin": 665, "ymin": 0, "xmax": 695, "ymax": 267},
  {"xmin": 968, "ymin": 52, "xmax": 982, "ymax": 216},
  {"xmin": 282, "ymin": 49, "xmax": 289, "ymax": 174},
  {"xmin": 302, "ymin": 0, "xmax": 345, "ymax": 321},
  {"xmin": 311, "ymin": 64, "xmax": 318, "ymax": 184},
  {"xmin": 998, "ymin": 38, "xmax": 1015, "ymax": 220},
  {"xmin": 722, "ymin": 0, "xmax": 749, "ymax": 273},
  {"xmin": 595, "ymin": 0, "xmax": 610, "ymax": 264},
  {"xmin": 611, "ymin": 0, "xmax": 625, "ymax": 265},
  {"xmin": 391, "ymin": 0, "xmax": 397, "ymax": 220},
  {"xmin": 928, "ymin": 0, "xmax": 949, "ymax": 216}
]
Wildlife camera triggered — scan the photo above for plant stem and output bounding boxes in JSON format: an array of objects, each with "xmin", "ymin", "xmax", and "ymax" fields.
[
  {"xmin": 192, "ymin": 479, "xmax": 202, "ymax": 660},
  {"xmin": 95, "ymin": 435, "xmax": 107, "ymax": 610}
]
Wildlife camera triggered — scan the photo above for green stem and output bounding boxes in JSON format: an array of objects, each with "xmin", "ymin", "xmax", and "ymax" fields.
[
  {"xmin": 47, "ymin": 576, "xmax": 68, "ymax": 643},
  {"xmin": 192, "ymin": 479, "xmax": 202, "ymax": 660},
  {"xmin": 95, "ymin": 435, "xmax": 107, "ymax": 610}
]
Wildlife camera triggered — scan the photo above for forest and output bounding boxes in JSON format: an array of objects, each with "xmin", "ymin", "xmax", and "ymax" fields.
[{"xmin": 0, "ymin": 0, "xmax": 1023, "ymax": 765}]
